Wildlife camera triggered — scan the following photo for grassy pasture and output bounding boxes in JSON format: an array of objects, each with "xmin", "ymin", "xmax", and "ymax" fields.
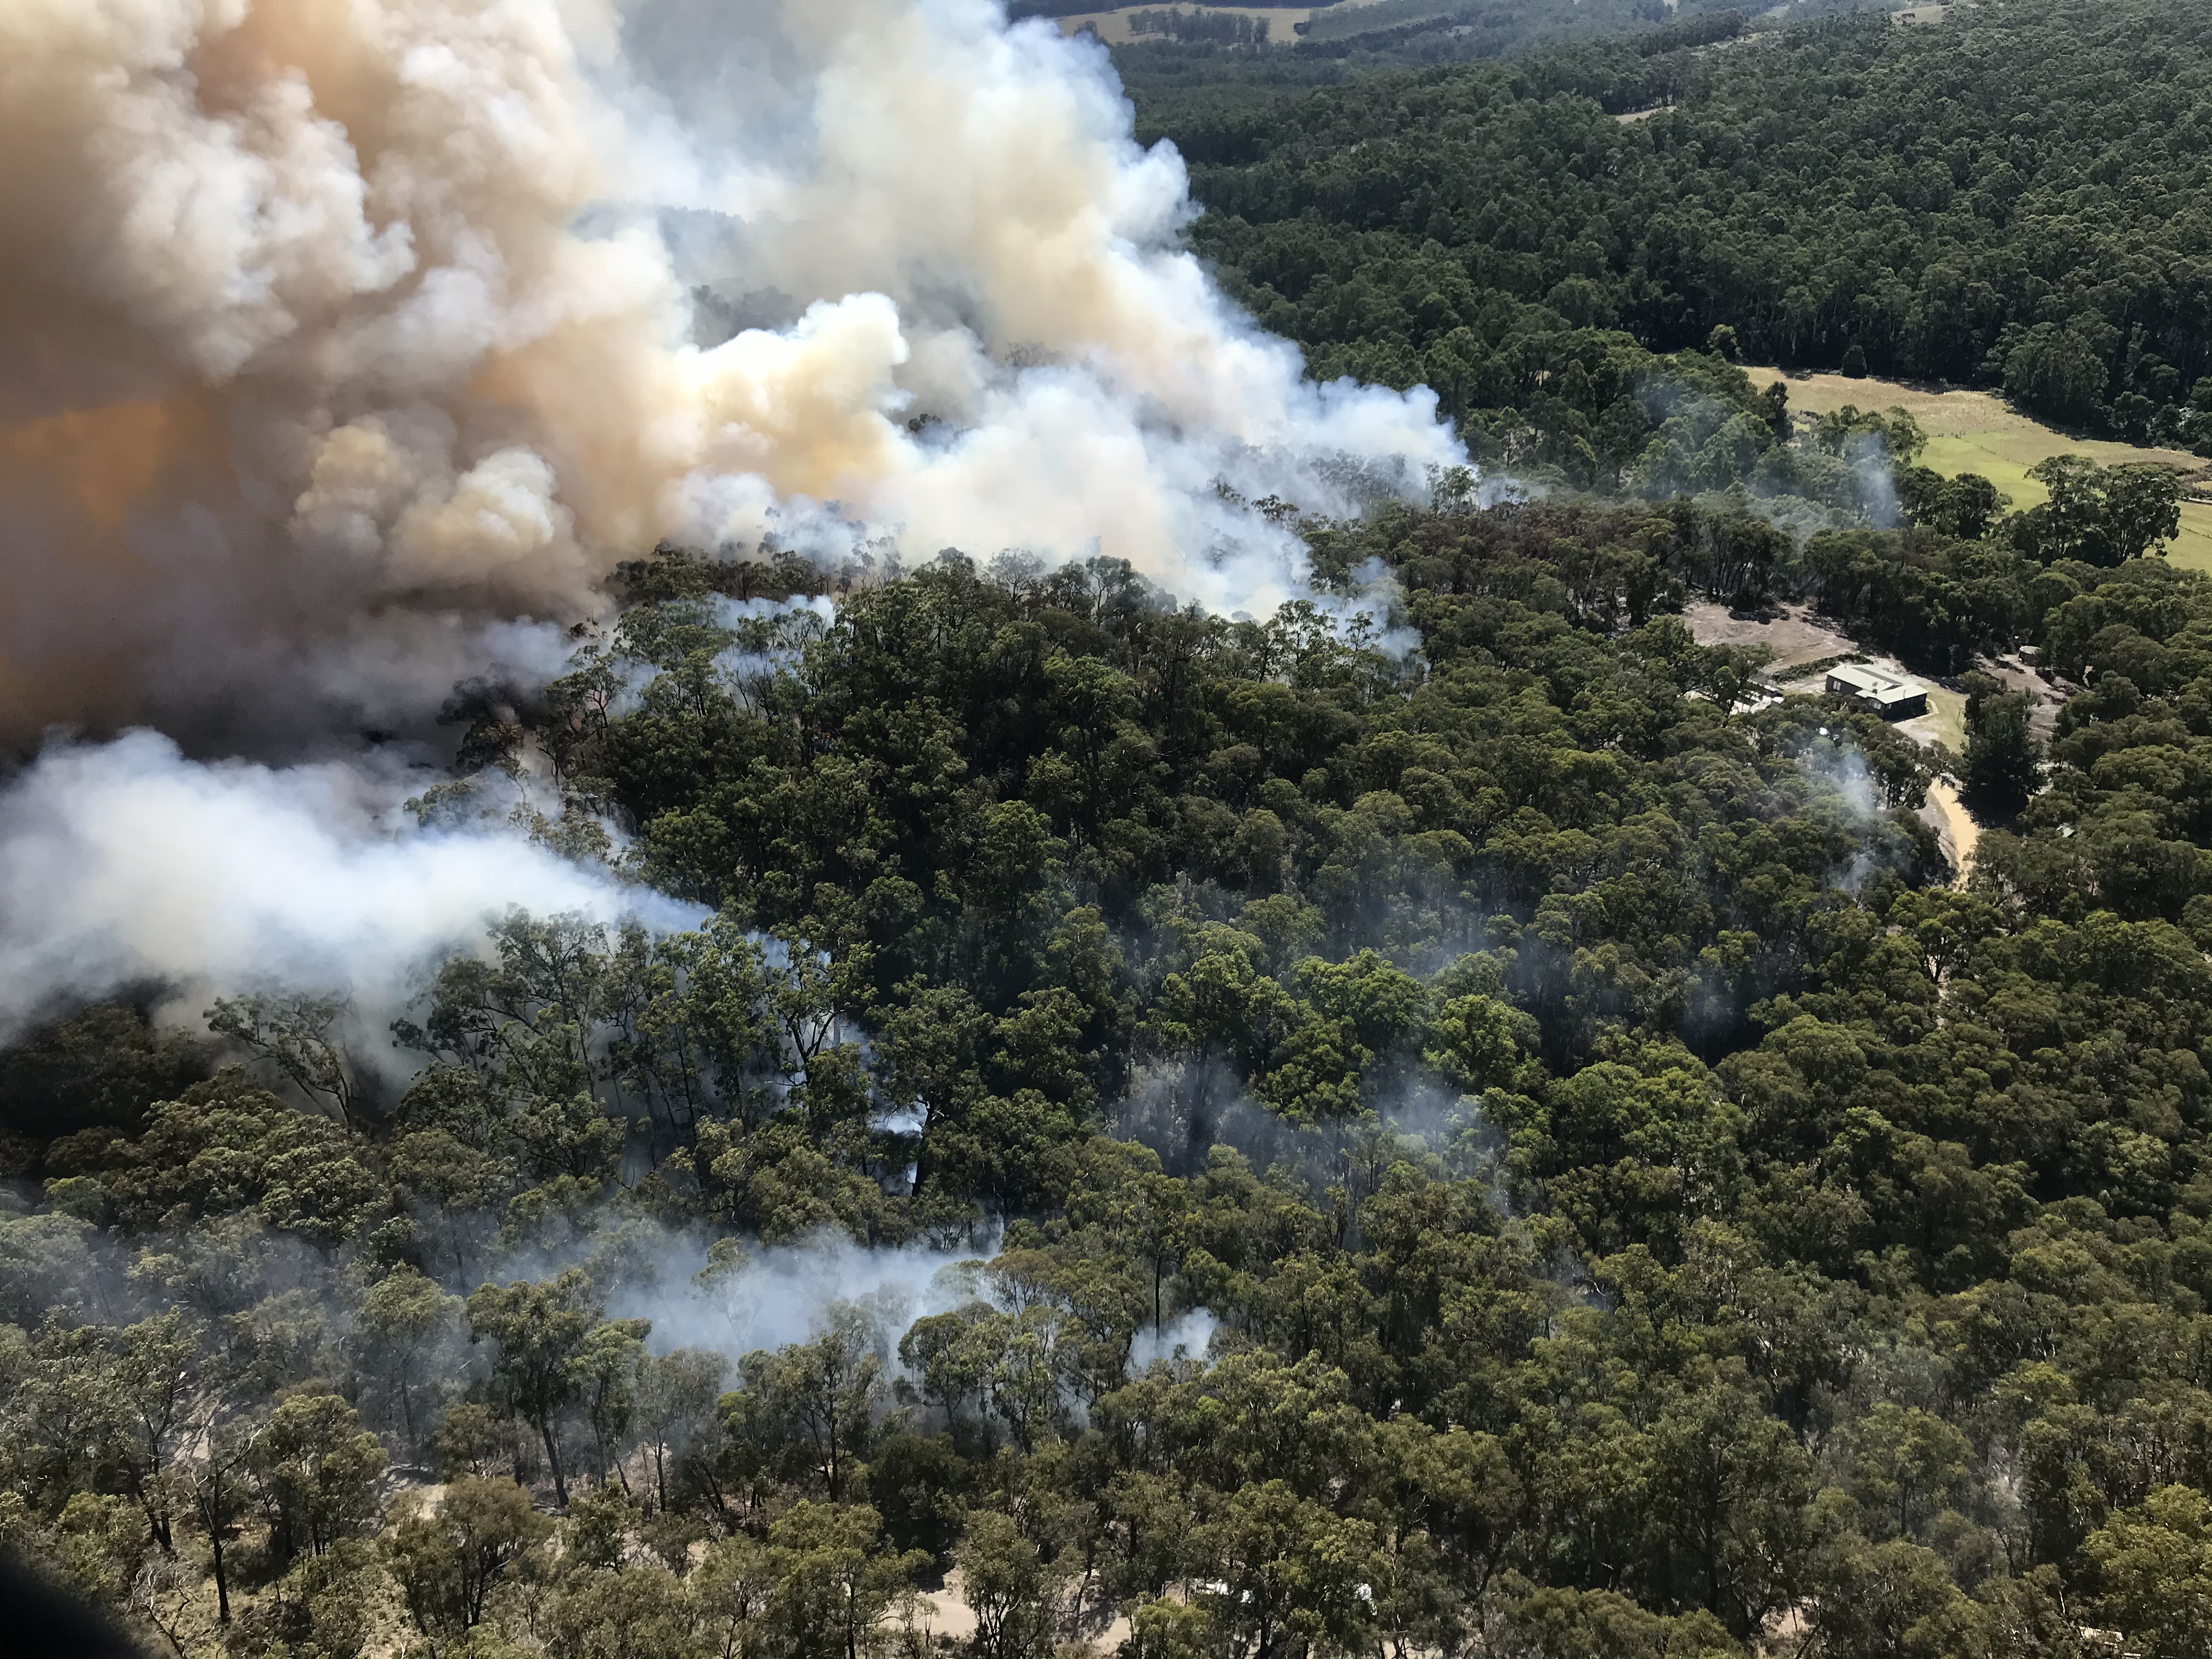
[{"xmin": 1748, "ymin": 368, "xmax": 2212, "ymax": 569}]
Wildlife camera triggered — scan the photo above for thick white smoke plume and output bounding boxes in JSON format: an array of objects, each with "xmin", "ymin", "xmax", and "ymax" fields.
[
  {"xmin": 0, "ymin": 0, "xmax": 1460, "ymax": 1030},
  {"xmin": 0, "ymin": 730, "xmax": 703, "ymax": 1043},
  {"xmin": 0, "ymin": 0, "xmax": 1457, "ymax": 739}
]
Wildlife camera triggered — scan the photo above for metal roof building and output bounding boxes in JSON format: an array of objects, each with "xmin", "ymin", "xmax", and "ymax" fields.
[{"xmin": 1825, "ymin": 663, "xmax": 1929, "ymax": 719}]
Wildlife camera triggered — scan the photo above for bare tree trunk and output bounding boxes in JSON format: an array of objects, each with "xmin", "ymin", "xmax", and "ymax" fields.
[
  {"xmin": 211, "ymin": 1532, "xmax": 230, "ymax": 1625},
  {"xmin": 541, "ymin": 1418, "xmax": 568, "ymax": 1506}
]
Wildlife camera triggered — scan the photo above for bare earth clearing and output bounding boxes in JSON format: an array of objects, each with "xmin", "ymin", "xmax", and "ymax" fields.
[
  {"xmin": 1681, "ymin": 599, "xmax": 1852, "ymax": 674},
  {"xmin": 911, "ymin": 1568, "xmax": 1135, "ymax": 1652}
]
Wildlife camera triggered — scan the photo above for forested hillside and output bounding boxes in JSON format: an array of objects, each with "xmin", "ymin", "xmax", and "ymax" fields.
[
  {"xmin": 1169, "ymin": 0, "xmax": 2212, "ymax": 454},
  {"xmin": 10, "ymin": 2, "xmax": 2212, "ymax": 1657},
  {"xmin": 1110, "ymin": 0, "xmax": 1753, "ymax": 168}
]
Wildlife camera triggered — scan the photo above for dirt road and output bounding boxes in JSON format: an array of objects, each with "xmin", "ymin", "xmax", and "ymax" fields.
[{"xmin": 1923, "ymin": 777, "xmax": 1979, "ymax": 887}]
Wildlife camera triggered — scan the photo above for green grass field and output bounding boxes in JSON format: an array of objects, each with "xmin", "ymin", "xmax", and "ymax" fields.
[{"xmin": 1750, "ymin": 369, "xmax": 2212, "ymax": 569}]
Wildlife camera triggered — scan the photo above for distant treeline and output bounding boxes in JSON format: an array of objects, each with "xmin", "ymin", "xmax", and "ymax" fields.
[
  {"xmin": 1008, "ymin": 0, "xmax": 1326, "ymax": 15},
  {"xmin": 1290, "ymin": 1, "xmax": 1740, "ymax": 58},
  {"xmin": 1128, "ymin": 8, "xmax": 1273, "ymax": 46},
  {"xmin": 1111, "ymin": 0, "xmax": 1769, "ymax": 160}
]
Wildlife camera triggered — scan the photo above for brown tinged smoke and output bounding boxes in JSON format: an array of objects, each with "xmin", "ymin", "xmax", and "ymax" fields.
[
  {"xmin": 0, "ymin": 0, "xmax": 1460, "ymax": 1039},
  {"xmin": 0, "ymin": 0, "xmax": 1459, "ymax": 746}
]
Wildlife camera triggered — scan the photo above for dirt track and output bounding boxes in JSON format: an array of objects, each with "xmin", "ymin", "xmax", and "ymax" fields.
[{"xmin": 1923, "ymin": 778, "xmax": 1979, "ymax": 886}]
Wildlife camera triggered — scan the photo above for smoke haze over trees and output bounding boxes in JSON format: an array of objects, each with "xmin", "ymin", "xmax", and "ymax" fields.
[{"xmin": 8, "ymin": 1, "xmax": 2212, "ymax": 1658}]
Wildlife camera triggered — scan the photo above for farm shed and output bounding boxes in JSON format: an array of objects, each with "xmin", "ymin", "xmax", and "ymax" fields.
[{"xmin": 1826, "ymin": 663, "xmax": 1929, "ymax": 719}]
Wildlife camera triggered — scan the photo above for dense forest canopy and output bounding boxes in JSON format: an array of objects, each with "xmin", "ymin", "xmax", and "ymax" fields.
[
  {"xmin": 1164, "ymin": 0, "xmax": 2212, "ymax": 450},
  {"xmin": 9, "ymin": 2, "xmax": 2212, "ymax": 1658},
  {"xmin": 13, "ymin": 488, "xmax": 2212, "ymax": 1656}
]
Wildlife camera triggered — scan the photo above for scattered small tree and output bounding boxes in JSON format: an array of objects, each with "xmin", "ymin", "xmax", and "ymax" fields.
[
  {"xmin": 467, "ymin": 1269, "xmax": 602, "ymax": 1506},
  {"xmin": 358, "ymin": 1264, "xmax": 461, "ymax": 1452},
  {"xmin": 252, "ymin": 1393, "xmax": 387, "ymax": 1567},
  {"xmin": 386, "ymin": 1477, "xmax": 554, "ymax": 1641},
  {"xmin": 957, "ymin": 1510, "xmax": 1060, "ymax": 1659}
]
